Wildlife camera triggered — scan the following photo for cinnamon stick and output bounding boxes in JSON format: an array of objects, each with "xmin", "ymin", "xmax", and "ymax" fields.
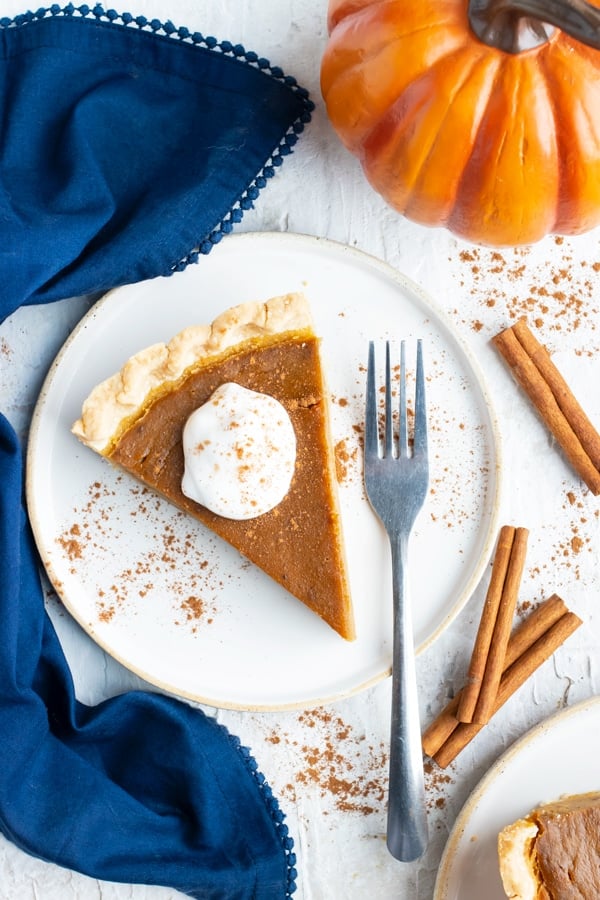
[
  {"xmin": 457, "ymin": 526, "xmax": 524, "ymax": 723},
  {"xmin": 493, "ymin": 320, "xmax": 600, "ymax": 495},
  {"xmin": 422, "ymin": 594, "xmax": 568, "ymax": 758},
  {"xmin": 471, "ymin": 527, "xmax": 529, "ymax": 724},
  {"xmin": 511, "ymin": 318, "xmax": 600, "ymax": 472},
  {"xmin": 457, "ymin": 526, "xmax": 515, "ymax": 723},
  {"xmin": 421, "ymin": 694, "xmax": 461, "ymax": 760},
  {"xmin": 433, "ymin": 607, "xmax": 582, "ymax": 768}
]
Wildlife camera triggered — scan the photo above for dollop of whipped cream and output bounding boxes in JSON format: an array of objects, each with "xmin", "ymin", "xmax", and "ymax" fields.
[{"xmin": 181, "ymin": 382, "xmax": 296, "ymax": 519}]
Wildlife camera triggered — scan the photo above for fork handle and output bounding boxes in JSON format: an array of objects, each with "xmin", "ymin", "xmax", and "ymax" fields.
[{"xmin": 386, "ymin": 532, "xmax": 428, "ymax": 862}]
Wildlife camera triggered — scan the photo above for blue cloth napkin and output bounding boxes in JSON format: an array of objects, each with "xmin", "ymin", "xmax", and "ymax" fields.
[
  {"xmin": 0, "ymin": 4, "xmax": 312, "ymax": 318},
  {"xmin": 0, "ymin": 418, "xmax": 296, "ymax": 898},
  {"xmin": 0, "ymin": 4, "xmax": 313, "ymax": 896}
]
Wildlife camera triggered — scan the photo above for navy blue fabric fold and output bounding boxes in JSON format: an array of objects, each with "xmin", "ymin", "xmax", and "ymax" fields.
[
  {"xmin": 0, "ymin": 6, "xmax": 312, "ymax": 319},
  {"xmin": 0, "ymin": 415, "xmax": 297, "ymax": 897},
  {"xmin": 0, "ymin": 5, "xmax": 311, "ymax": 896}
]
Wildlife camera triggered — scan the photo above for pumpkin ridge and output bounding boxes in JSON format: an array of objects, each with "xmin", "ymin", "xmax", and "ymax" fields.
[
  {"xmin": 536, "ymin": 46, "xmax": 569, "ymax": 233},
  {"xmin": 536, "ymin": 39, "xmax": 600, "ymax": 233},
  {"xmin": 328, "ymin": 0, "xmax": 386, "ymax": 31},
  {"xmin": 406, "ymin": 50, "xmax": 501, "ymax": 223},
  {"xmin": 360, "ymin": 46, "xmax": 495, "ymax": 222},
  {"xmin": 450, "ymin": 69, "xmax": 524, "ymax": 241},
  {"xmin": 321, "ymin": 20, "xmax": 467, "ymax": 152},
  {"xmin": 450, "ymin": 56, "xmax": 558, "ymax": 244},
  {"xmin": 339, "ymin": 24, "xmax": 468, "ymax": 85},
  {"xmin": 324, "ymin": 12, "xmax": 467, "ymax": 79},
  {"xmin": 329, "ymin": 0, "xmax": 463, "ymax": 35}
]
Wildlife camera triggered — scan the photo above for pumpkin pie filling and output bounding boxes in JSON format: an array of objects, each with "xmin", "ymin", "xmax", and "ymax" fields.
[
  {"xmin": 72, "ymin": 293, "xmax": 355, "ymax": 641},
  {"xmin": 498, "ymin": 792, "xmax": 600, "ymax": 899}
]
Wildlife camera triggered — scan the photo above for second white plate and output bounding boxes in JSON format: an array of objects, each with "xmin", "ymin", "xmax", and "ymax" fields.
[
  {"xmin": 26, "ymin": 232, "xmax": 502, "ymax": 710},
  {"xmin": 434, "ymin": 695, "xmax": 600, "ymax": 899}
]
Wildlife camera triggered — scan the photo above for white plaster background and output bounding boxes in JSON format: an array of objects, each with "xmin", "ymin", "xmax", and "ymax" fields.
[{"xmin": 1, "ymin": 1, "xmax": 600, "ymax": 897}]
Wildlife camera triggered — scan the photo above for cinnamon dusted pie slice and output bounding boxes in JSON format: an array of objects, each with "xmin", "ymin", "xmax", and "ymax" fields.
[
  {"xmin": 498, "ymin": 792, "xmax": 600, "ymax": 899},
  {"xmin": 72, "ymin": 292, "xmax": 355, "ymax": 641}
]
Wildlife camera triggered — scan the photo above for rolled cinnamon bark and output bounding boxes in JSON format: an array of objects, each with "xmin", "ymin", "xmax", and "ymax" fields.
[
  {"xmin": 433, "ymin": 609, "xmax": 582, "ymax": 768},
  {"xmin": 493, "ymin": 322, "xmax": 600, "ymax": 495},
  {"xmin": 511, "ymin": 318, "xmax": 600, "ymax": 472},
  {"xmin": 422, "ymin": 595, "xmax": 568, "ymax": 759},
  {"xmin": 471, "ymin": 527, "xmax": 529, "ymax": 724},
  {"xmin": 457, "ymin": 525, "xmax": 516, "ymax": 724}
]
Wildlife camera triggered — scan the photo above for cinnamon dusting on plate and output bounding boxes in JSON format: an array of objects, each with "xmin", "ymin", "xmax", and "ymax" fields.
[{"xmin": 55, "ymin": 477, "xmax": 221, "ymax": 631}]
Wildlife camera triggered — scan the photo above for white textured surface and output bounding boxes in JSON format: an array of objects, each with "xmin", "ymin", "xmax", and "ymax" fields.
[{"xmin": 2, "ymin": 1, "xmax": 600, "ymax": 898}]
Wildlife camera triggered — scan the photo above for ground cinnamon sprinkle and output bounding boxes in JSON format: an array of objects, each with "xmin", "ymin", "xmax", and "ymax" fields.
[
  {"xmin": 56, "ymin": 477, "xmax": 221, "ymax": 630},
  {"xmin": 423, "ymin": 760, "xmax": 454, "ymax": 811},
  {"xmin": 516, "ymin": 598, "xmax": 533, "ymax": 617},
  {"xmin": 551, "ymin": 525, "xmax": 590, "ymax": 569},
  {"xmin": 520, "ymin": 487, "xmax": 595, "ymax": 584},
  {"xmin": 352, "ymin": 352, "xmax": 490, "ymax": 533},
  {"xmin": 334, "ymin": 437, "xmax": 358, "ymax": 484},
  {"xmin": 571, "ymin": 535, "xmax": 584, "ymax": 554},
  {"xmin": 56, "ymin": 523, "xmax": 84, "ymax": 561},
  {"xmin": 330, "ymin": 388, "xmax": 363, "ymax": 489},
  {"xmin": 268, "ymin": 705, "xmax": 455, "ymax": 816},
  {"xmin": 179, "ymin": 595, "xmax": 208, "ymax": 624},
  {"xmin": 454, "ymin": 241, "xmax": 600, "ymax": 351},
  {"xmin": 98, "ymin": 603, "xmax": 115, "ymax": 623},
  {"xmin": 268, "ymin": 707, "xmax": 388, "ymax": 816}
]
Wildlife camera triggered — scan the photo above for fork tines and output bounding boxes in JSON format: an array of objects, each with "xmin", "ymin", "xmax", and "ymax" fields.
[{"xmin": 366, "ymin": 339, "xmax": 428, "ymax": 462}]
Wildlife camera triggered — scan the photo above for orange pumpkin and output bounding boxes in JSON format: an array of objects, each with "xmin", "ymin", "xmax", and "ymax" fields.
[{"xmin": 320, "ymin": 0, "xmax": 600, "ymax": 246}]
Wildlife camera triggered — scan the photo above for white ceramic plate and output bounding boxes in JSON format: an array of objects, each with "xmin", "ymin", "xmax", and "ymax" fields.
[
  {"xmin": 26, "ymin": 232, "xmax": 501, "ymax": 710},
  {"xmin": 434, "ymin": 695, "xmax": 600, "ymax": 899}
]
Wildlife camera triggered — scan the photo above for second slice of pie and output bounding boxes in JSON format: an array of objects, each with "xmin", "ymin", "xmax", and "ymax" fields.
[{"xmin": 72, "ymin": 291, "xmax": 355, "ymax": 641}]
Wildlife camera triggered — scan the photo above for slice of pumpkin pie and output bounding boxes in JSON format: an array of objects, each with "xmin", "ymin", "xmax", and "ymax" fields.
[{"xmin": 72, "ymin": 292, "xmax": 355, "ymax": 640}]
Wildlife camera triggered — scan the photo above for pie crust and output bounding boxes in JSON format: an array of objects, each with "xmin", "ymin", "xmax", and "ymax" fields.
[
  {"xmin": 73, "ymin": 292, "xmax": 355, "ymax": 641},
  {"xmin": 73, "ymin": 292, "xmax": 313, "ymax": 454}
]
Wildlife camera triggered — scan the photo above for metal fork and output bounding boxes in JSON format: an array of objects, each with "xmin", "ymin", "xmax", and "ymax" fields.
[{"xmin": 364, "ymin": 339, "xmax": 429, "ymax": 862}]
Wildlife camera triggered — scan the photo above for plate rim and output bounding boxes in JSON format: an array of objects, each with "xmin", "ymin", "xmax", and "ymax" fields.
[
  {"xmin": 433, "ymin": 693, "xmax": 600, "ymax": 899},
  {"xmin": 26, "ymin": 230, "xmax": 504, "ymax": 710}
]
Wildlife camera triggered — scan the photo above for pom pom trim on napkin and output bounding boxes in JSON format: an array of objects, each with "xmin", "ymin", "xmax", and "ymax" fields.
[
  {"xmin": 0, "ymin": 3, "xmax": 315, "ymax": 291},
  {"xmin": 233, "ymin": 733, "xmax": 299, "ymax": 897}
]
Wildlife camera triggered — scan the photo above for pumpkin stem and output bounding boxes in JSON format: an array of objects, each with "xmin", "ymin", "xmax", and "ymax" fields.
[{"xmin": 468, "ymin": 0, "xmax": 600, "ymax": 53}]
